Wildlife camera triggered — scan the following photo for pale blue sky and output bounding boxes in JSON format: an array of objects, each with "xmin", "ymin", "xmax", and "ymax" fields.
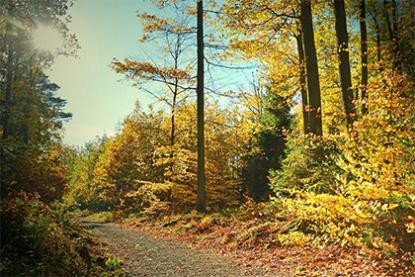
[
  {"xmin": 49, "ymin": 0, "xmax": 156, "ymax": 146},
  {"xmin": 48, "ymin": 0, "xmax": 253, "ymax": 146}
]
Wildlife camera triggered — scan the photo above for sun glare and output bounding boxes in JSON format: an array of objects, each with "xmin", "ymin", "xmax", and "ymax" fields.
[{"xmin": 32, "ymin": 25, "xmax": 62, "ymax": 52}]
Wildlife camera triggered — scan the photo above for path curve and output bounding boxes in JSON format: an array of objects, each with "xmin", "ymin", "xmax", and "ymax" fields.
[{"xmin": 87, "ymin": 223, "xmax": 271, "ymax": 277}]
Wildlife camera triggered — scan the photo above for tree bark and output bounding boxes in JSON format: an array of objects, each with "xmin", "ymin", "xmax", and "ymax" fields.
[
  {"xmin": 383, "ymin": 0, "xmax": 394, "ymax": 42},
  {"xmin": 170, "ymin": 96, "xmax": 176, "ymax": 147},
  {"xmin": 196, "ymin": 0, "xmax": 206, "ymax": 212},
  {"xmin": 360, "ymin": 0, "xmax": 368, "ymax": 115},
  {"xmin": 333, "ymin": 0, "xmax": 355, "ymax": 129},
  {"xmin": 295, "ymin": 31, "xmax": 310, "ymax": 133},
  {"xmin": 372, "ymin": 14, "xmax": 382, "ymax": 63},
  {"xmin": 300, "ymin": 0, "xmax": 323, "ymax": 136},
  {"xmin": 1, "ymin": 5, "xmax": 14, "ymax": 139}
]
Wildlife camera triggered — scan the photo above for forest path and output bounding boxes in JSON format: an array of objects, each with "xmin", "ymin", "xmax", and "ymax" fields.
[{"xmin": 87, "ymin": 223, "xmax": 271, "ymax": 277}]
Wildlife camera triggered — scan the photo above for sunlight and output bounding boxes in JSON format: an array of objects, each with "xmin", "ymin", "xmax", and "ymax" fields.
[{"xmin": 32, "ymin": 24, "xmax": 62, "ymax": 52}]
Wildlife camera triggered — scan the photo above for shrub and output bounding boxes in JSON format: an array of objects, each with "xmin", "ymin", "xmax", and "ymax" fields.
[
  {"xmin": 1, "ymin": 192, "xmax": 87, "ymax": 275},
  {"xmin": 270, "ymin": 134, "xmax": 342, "ymax": 196},
  {"xmin": 270, "ymin": 73, "xmax": 415, "ymax": 253}
]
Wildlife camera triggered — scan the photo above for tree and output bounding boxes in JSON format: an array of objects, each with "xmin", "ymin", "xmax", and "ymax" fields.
[
  {"xmin": 382, "ymin": 0, "xmax": 415, "ymax": 74},
  {"xmin": 1, "ymin": 0, "xmax": 74, "ymax": 199},
  {"xmin": 221, "ymin": 1, "xmax": 314, "ymax": 136},
  {"xmin": 241, "ymin": 88, "xmax": 290, "ymax": 201},
  {"xmin": 300, "ymin": 0, "xmax": 322, "ymax": 136},
  {"xmin": 196, "ymin": 0, "xmax": 206, "ymax": 212},
  {"xmin": 369, "ymin": 6, "xmax": 382, "ymax": 63},
  {"xmin": 333, "ymin": 0, "xmax": 355, "ymax": 129},
  {"xmin": 1, "ymin": 0, "xmax": 75, "ymax": 142},
  {"xmin": 294, "ymin": 28, "xmax": 310, "ymax": 133},
  {"xmin": 359, "ymin": 0, "xmax": 368, "ymax": 114},
  {"xmin": 112, "ymin": 6, "xmax": 195, "ymax": 152}
]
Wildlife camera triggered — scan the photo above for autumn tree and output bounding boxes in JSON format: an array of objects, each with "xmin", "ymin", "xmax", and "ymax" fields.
[
  {"xmin": 299, "ymin": 0, "xmax": 323, "ymax": 136},
  {"xmin": 294, "ymin": 28, "xmax": 310, "ymax": 133},
  {"xmin": 196, "ymin": 0, "xmax": 206, "ymax": 212},
  {"xmin": 62, "ymin": 137, "xmax": 107, "ymax": 210},
  {"xmin": 0, "ymin": 2, "xmax": 80, "ymax": 273},
  {"xmin": 241, "ymin": 83, "xmax": 290, "ymax": 201},
  {"xmin": 386, "ymin": 0, "xmax": 415, "ymax": 74},
  {"xmin": 221, "ymin": 1, "xmax": 323, "ymax": 135},
  {"xmin": 359, "ymin": 0, "xmax": 368, "ymax": 114},
  {"xmin": 113, "ymin": 4, "xmax": 196, "ymax": 160},
  {"xmin": 1, "ymin": 0, "xmax": 74, "ymax": 200},
  {"xmin": 333, "ymin": 0, "xmax": 355, "ymax": 128}
]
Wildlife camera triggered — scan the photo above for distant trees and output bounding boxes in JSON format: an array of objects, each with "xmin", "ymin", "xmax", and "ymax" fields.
[
  {"xmin": 63, "ymin": 102, "xmax": 249, "ymax": 213},
  {"xmin": 62, "ymin": 138, "xmax": 107, "ymax": 210}
]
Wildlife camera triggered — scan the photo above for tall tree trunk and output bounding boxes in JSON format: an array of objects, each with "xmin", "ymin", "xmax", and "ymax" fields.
[
  {"xmin": 1, "ymin": 5, "xmax": 14, "ymax": 140},
  {"xmin": 383, "ymin": 0, "xmax": 400, "ymax": 70},
  {"xmin": 372, "ymin": 14, "xmax": 382, "ymax": 63},
  {"xmin": 171, "ymin": 41, "xmax": 180, "ymax": 149},
  {"xmin": 169, "ymin": 36, "xmax": 181, "ymax": 174},
  {"xmin": 300, "ymin": 0, "xmax": 323, "ymax": 136},
  {"xmin": 333, "ymin": 0, "xmax": 355, "ymax": 129},
  {"xmin": 168, "ymin": 91, "xmax": 176, "ymax": 176},
  {"xmin": 295, "ymin": 31, "xmax": 310, "ymax": 133},
  {"xmin": 383, "ymin": 0, "xmax": 394, "ymax": 41},
  {"xmin": 170, "ymin": 96, "xmax": 176, "ymax": 147},
  {"xmin": 196, "ymin": 0, "xmax": 206, "ymax": 212},
  {"xmin": 360, "ymin": 0, "xmax": 368, "ymax": 115},
  {"xmin": 2, "ymin": 43, "xmax": 13, "ymax": 140}
]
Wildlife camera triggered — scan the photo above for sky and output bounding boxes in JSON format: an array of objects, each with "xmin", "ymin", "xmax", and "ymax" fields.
[
  {"xmin": 48, "ymin": 0, "xmax": 156, "ymax": 146},
  {"xmin": 46, "ymin": 0, "xmax": 252, "ymax": 146}
]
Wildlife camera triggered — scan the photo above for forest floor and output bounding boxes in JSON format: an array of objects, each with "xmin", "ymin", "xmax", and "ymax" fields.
[
  {"xmin": 85, "ymin": 217, "xmax": 414, "ymax": 277},
  {"xmin": 87, "ymin": 222, "xmax": 272, "ymax": 277}
]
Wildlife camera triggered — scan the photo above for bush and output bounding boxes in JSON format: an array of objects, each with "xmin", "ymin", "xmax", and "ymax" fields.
[
  {"xmin": 1, "ymin": 192, "xmax": 85, "ymax": 275},
  {"xmin": 0, "ymin": 192, "xmax": 123, "ymax": 276},
  {"xmin": 269, "ymin": 73, "xmax": 415, "ymax": 253},
  {"xmin": 270, "ymin": 134, "xmax": 342, "ymax": 196}
]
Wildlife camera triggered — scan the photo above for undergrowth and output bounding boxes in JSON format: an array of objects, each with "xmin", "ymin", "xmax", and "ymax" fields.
[{"xmin": 0, "ymin": 192, "xmax": 126, "ymax": 276}]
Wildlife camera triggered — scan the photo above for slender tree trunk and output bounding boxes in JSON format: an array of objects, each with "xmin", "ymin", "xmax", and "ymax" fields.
[
  {"xmin": 300, "ymin": 0, "xmax": 322, "ymax": 136},
  {"xmin": 22, "ymin": 63, "xmax": 40, "ymax": 144},
  {"xmin": 1, "ymin": 5, "xmax": 14, "ymax": 140},
  {"xmin": 372, "ymin": 14, "xmax": 382, "ymax": 63},
  {"xmin": 170, "ymin": 36, "xmax": 181, "ymax": 174},
  {"xmin": 170, "ymin": 96, "xmax": 176, "ymax": 147},
  {"xmin": 196, "ymin": 0, "xmax": 206, "ymax": 212},
  {"xmin": 168, "ymin": 99, "xmax": 176, "ymax": 176},
  {"xmin": 2, "ymin": 45, "xmax": 13, "ymax": 140},
  {"xmin": 383, "ymin": 0, "xmax": 394, "ymax": 41},
  {"xmin": 389, "ymin": 0, "xmax": 401, "ymax": 71},
  {"xmin": 360, "ymin": 0, "xmax": 368, "ymax": 115},
  {"xmin": 295, "ymin": 31, "xmax": 310, "ymax": 133},
  {"xmin": 333, "ymin": 0, "xmax": 355, "ymax": 129},
  {"xmin": 383, "ymin": 0, "xmax": 399, "ymax": 70}
]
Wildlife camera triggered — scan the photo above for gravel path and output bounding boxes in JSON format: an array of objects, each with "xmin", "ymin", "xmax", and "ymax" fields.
[{"xmin": 87, "ymin": 223, "xmax": 271, "ymax": 277}]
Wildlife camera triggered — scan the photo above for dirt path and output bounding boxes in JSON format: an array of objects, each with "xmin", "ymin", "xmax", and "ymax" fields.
[{"xmin": 87, "ymin": 223, "xmax": 271, "ymax": 277}]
